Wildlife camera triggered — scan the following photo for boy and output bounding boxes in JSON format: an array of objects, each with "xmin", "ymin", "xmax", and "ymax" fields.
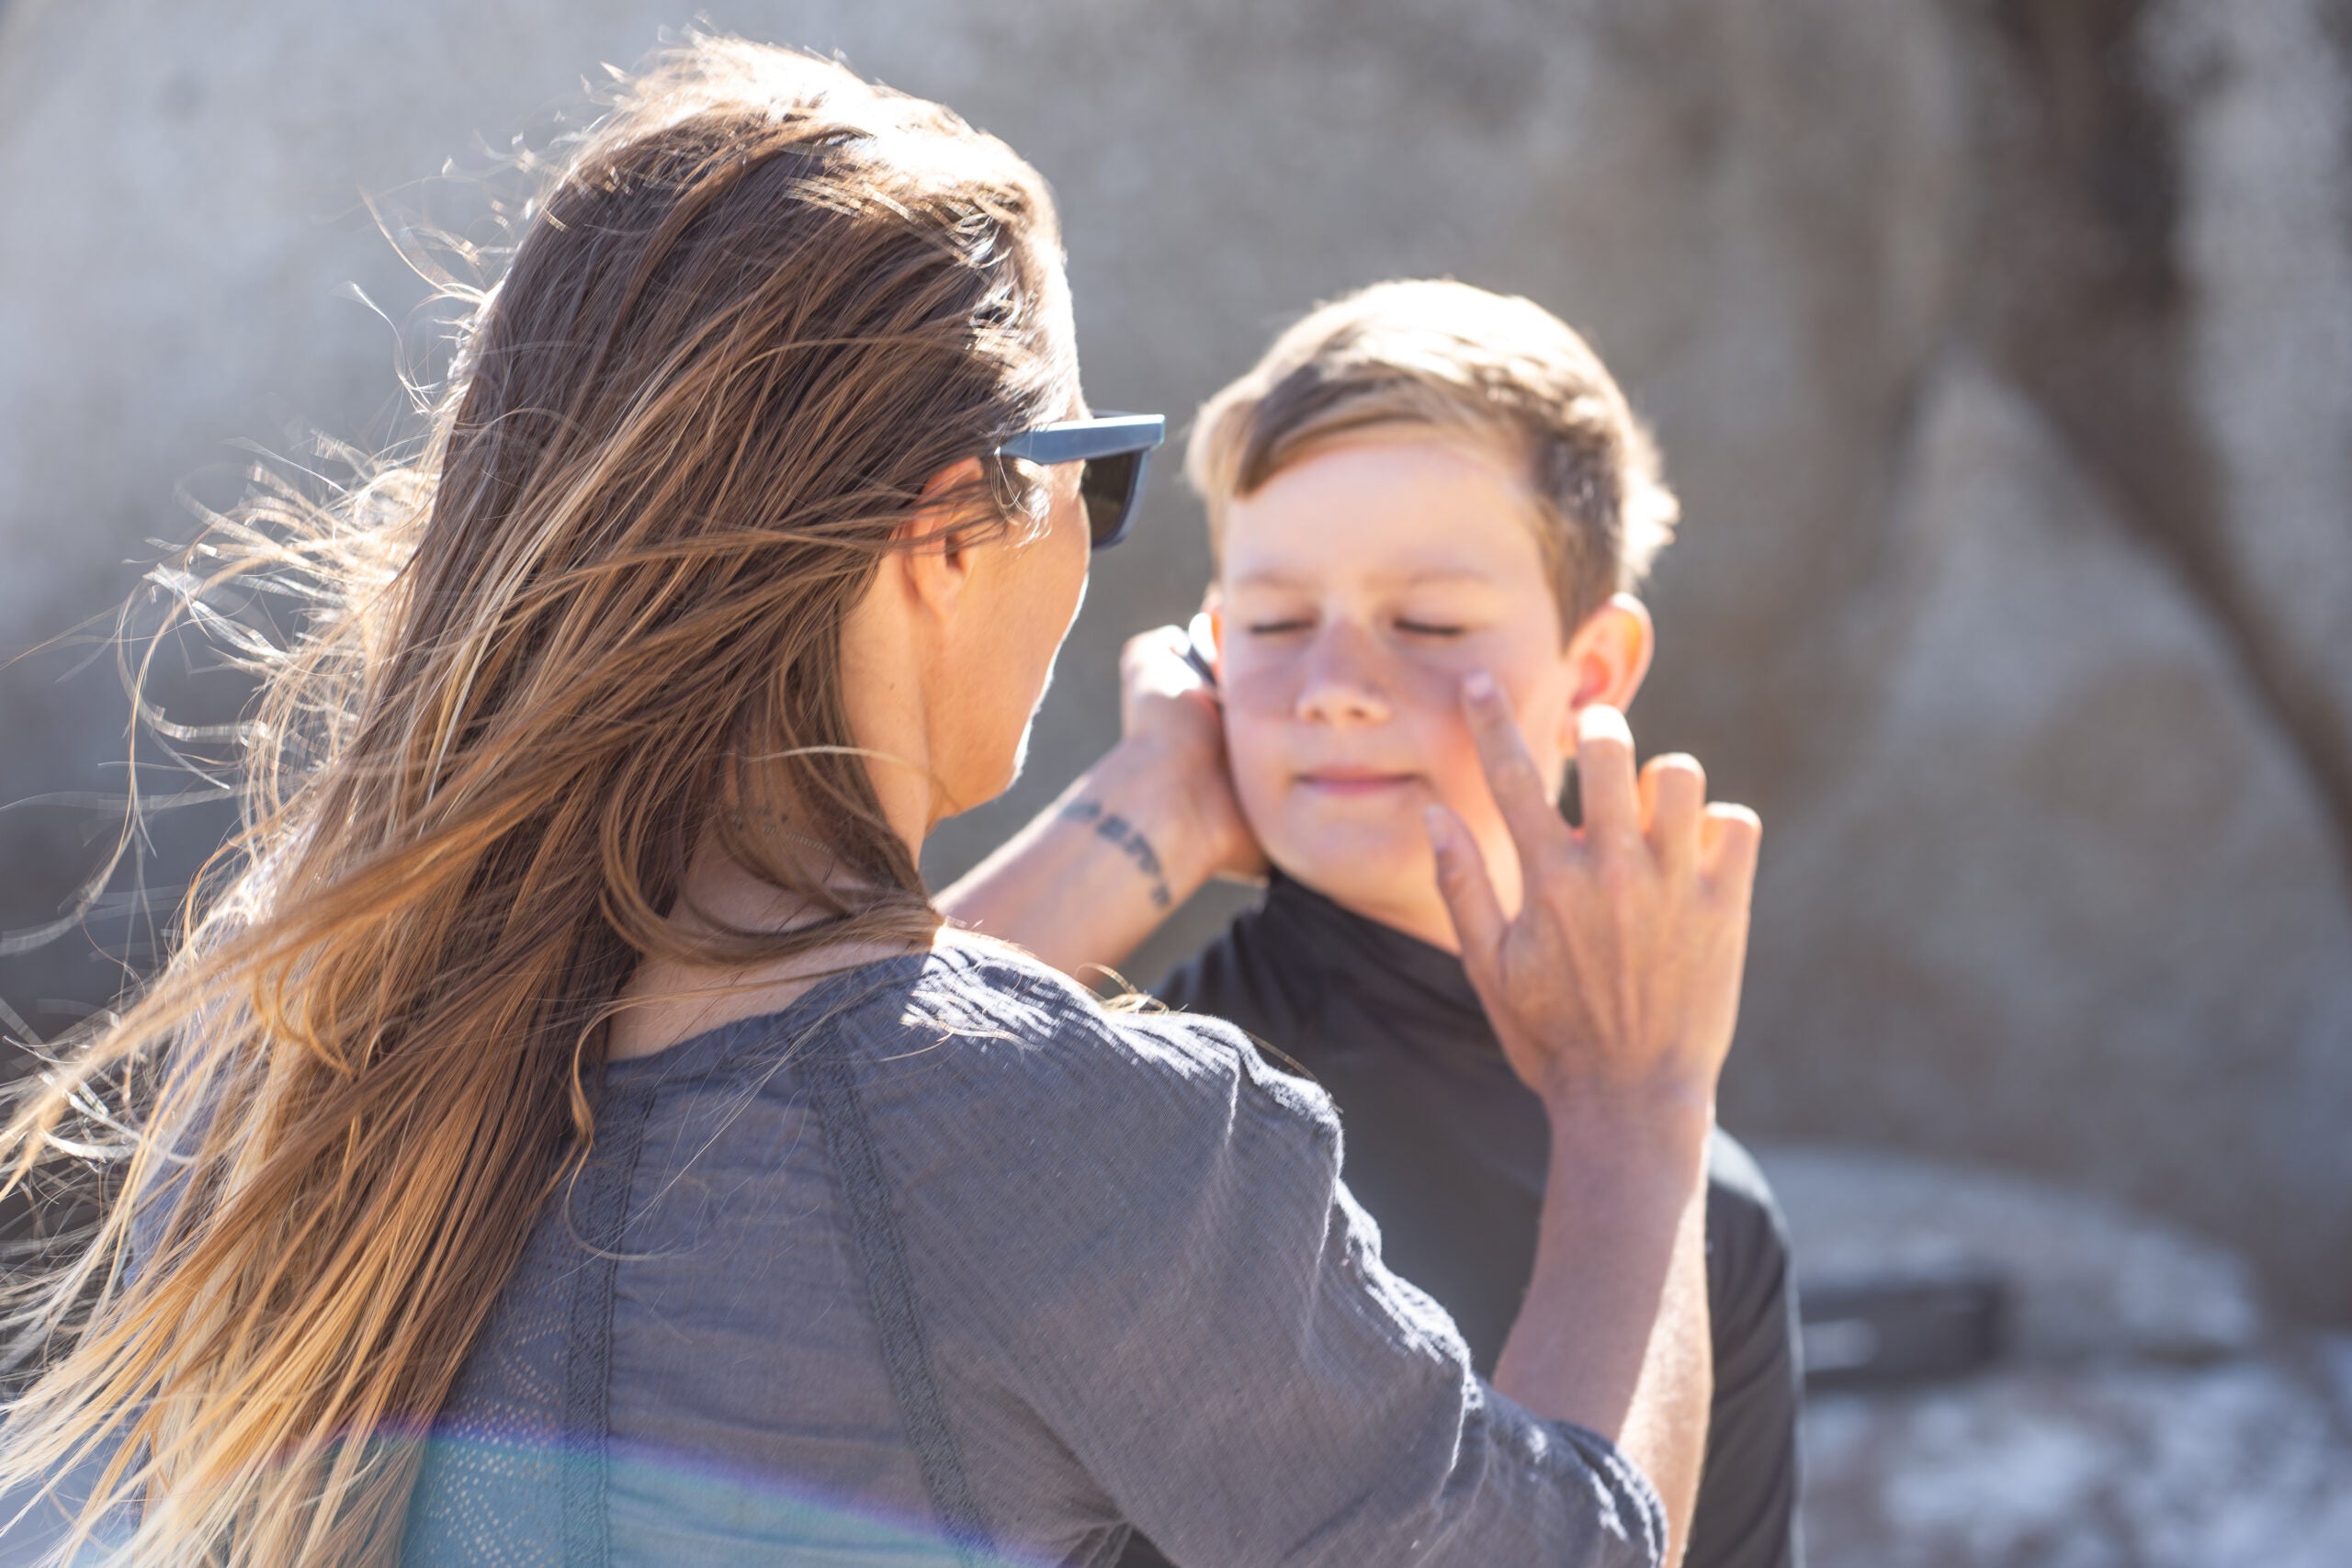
[{"xmin": 947, "ymin": 280, "xmax": 1800, "ymax": 1567}]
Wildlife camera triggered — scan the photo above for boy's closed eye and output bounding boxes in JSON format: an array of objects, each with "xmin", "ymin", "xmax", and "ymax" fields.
[{"xmin": 1241, "ymin": 617, "xmax": 1471, "ymax": 641}]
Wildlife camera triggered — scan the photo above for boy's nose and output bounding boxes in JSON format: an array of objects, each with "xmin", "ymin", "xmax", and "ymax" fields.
[{"xmin": 1293, "ymin": 624, "xmax": 1392, "ymax": 728}]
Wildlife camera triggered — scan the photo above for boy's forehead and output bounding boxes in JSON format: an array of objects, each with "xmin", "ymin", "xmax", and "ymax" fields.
[
  {"xmin": 1216, "ymin": 432, "xmax": 1553, "ymax": 588},
  {"xmin": 1226, "ymin": 562, "xmax": 1498, "ymax": 592}
]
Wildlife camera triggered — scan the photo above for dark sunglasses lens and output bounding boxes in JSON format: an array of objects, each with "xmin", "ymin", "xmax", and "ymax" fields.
[{"xmin": 1080, "ymin": 451, "xmax": 1142, "ymax": 548}]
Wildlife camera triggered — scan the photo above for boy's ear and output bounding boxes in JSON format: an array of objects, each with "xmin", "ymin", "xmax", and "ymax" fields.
[
  {"xmin": 1203, "ymin": 586, "xmax": 1226, "ymax": 683},
  {"xmin": 896, "ymin": 457, "xmax": 990, "ymax": 622},
  {"xmin": 1560, "ymin": 593, "xmax": 1655, "ymax": 735}
]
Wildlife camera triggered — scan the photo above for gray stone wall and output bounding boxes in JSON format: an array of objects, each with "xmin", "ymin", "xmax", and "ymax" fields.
[{"xmin": 3, "ymin": 0, "xmax": 2349, "ymax": 1317}]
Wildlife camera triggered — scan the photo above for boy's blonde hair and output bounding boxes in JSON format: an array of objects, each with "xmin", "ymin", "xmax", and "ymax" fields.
[{"xmin": 1187, "ymin": 279, "xmax": 1679, "ymax": 628}]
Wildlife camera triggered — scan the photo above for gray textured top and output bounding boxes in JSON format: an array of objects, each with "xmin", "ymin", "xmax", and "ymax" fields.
[{"xmin": 401, "ymin": 935, "xmax": 1667, "ymax": 1567}]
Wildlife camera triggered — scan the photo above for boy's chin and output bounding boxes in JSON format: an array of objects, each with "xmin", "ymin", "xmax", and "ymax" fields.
[{"xmin": 1265, "ymin": 821, "xmax": 1437, "ymax": 906}]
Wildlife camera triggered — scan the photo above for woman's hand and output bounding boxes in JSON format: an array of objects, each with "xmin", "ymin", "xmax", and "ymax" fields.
[
  {"xmin": 1423, "ymin": 671, "xmax": 1759, "ymax": 1116},
  {"xmin": 1451, "ymin": 671, "xmax": 1754, "ymax": 1564},
  {"xmin": 1114, "ymin": 622, "xmax": 1267, "ymax": 885},
  {"xmin": 937, "ymin": 618, "xmax": 1263, "ymax": 978}
]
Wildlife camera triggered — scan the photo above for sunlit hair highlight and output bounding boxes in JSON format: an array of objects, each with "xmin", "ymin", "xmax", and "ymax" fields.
[{"xmin": 0, "ymin": 35, "xmax": 1071, "ymax": 1566}]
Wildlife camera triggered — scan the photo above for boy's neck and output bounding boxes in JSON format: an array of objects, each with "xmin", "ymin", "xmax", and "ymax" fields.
[{"xmin": 1293, "ymin": 876, "xmax": 1465, "ymax": 958}]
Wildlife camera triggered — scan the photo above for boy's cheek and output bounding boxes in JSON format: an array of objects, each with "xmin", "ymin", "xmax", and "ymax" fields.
[
  {"xmin": 1427, "ymin": 753, "xmax": 1506, "ymax": 842},
  {"xmin": 1216, "ymin": 661, "xmax": 1305, "ymax": 716},
  {"xmin": 1420, "ymin": 721, "xmax": 1551, "ymax": 863},
  {"xmin": 1219, "ymin": 716, "xmax": 1293, "ymax": 840}
]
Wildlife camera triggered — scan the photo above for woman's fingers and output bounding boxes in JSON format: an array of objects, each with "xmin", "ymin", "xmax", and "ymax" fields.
[
  {"xmin": 1121, "ymin": 624, "xmax": 1183, "ymax": 659},
  {"xmin": 1426, "ymin": 803, "xmax": 1506, "ymax": 973},
  {"xmin": 1641, "ymin": 752, "xmax": 1706, "ymax": 878},
  {"xmin": 1699, "ymin": 802, "xmax": 1763, "ymax": 898},
  {"xmin": 1460, "ymin": 672, "xmax": 1572, "ymax": 874},
  {"xmin": 1120, "ymin": 625, "xmax": 1196, "ymax": 689},
  {"xmin": 1574, "ymin": 705, "xmax": 1642, "ymax": 854},
  {"xmin": 1119, "ymin": 624, "xmax": 1221, "ymax": 735}
]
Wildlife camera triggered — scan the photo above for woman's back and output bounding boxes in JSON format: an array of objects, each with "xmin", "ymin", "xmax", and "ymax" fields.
[
  {"xmin": 404, "ymin": 950, "xmax": 955, "ymax": 1566},
  {"xmin": 402, "ymin": 937, "xmax": 1665, "ymax": 1568}
]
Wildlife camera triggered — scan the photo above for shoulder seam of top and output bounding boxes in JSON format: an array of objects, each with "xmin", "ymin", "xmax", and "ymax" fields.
[
  {"xmin": 808, "ymin": 1036, "xmax": 998, "ymax": 1562},
  {"xmin": 558, "ymin": 1079, "xmax": 658, "ymax": 1568}
]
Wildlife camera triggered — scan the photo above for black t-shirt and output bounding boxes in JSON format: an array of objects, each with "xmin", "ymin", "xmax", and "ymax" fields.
[{"xmin": 1118, "ymin": 874, "xmax": 1804, "ymax": 1568}]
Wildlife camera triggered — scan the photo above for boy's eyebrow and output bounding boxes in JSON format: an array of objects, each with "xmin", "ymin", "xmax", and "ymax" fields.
[
  {"xmin": 1227, "ymin": 568, "xmax": 1317, "ymax": 592},
  {"xmin": 1226, "ymin": 567, "xmax": 1499, "ymax": 592}
]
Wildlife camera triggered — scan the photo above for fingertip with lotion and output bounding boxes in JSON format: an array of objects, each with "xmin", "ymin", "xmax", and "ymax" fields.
[{"xmin": 1576, "ymin": 702, "xmax": 1634, "ymax": 747}]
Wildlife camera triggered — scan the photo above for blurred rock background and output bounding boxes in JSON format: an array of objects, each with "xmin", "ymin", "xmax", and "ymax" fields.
[{"xmin": 2, "ymin": 0, "xmax": 2348, "ymax": 1560}]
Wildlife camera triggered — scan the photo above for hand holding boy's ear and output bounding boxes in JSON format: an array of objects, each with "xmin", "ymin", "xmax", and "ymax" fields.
[
  {"xmin": 1425, "ymin": 674, "xmax": 1759, "ymax": 1117},
  {"xmin": 1116, "ymin": 624, "xmax": 1267, "ymax": 882}
]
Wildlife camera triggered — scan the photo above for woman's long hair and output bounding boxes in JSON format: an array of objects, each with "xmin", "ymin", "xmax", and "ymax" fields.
[{"xmin": 0, "ymin": 36, "xmax": 1073, "ymax": 1565}]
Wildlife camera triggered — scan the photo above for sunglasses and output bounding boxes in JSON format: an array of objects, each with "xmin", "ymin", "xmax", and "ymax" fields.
[{"xmin": 993, "ymin": 412, "xmax": 1166, "ymax": 549}]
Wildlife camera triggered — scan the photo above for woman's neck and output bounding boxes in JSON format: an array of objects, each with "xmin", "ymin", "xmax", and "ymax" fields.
[{"xmin": 606, "ymin": 832, "xmax": 924, "ymax": 1061}]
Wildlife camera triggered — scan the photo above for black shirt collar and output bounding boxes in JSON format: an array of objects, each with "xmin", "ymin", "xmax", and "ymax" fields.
[{"xmin": 1255, "ymin": 872, "xmax": 1488, "ymax": 1029}]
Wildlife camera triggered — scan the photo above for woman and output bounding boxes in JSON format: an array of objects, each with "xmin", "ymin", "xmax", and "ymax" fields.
[{"xmin": 0, "ymin": 37, "xmax": 1758, "ymax": 1568}]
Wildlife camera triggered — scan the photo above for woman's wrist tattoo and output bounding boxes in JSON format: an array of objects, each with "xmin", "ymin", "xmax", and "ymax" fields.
[{"xmin": 1061, "ymin": 798, "xmax": 1173, "ymax": 909}]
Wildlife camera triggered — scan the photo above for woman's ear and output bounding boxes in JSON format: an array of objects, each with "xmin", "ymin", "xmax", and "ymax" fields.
[
  {"xmin": 1564, "ymin": 592, "xmax": 1655, "ymax": 715},
  {"xmin": 897, "ymin": 457, "xmax": 992, "ymax": 621}
]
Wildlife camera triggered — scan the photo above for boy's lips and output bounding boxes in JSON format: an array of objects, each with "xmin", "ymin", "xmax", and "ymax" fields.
[{"xmin": 1295, "ymin": 768, "xmax": 1420, "ymax": 797}]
